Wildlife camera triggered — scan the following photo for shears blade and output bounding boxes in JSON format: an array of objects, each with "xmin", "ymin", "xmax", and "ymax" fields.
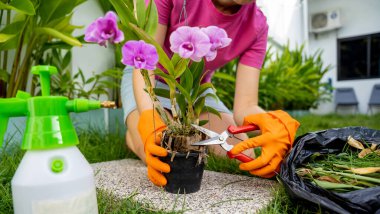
[
  {"xmin": 191, "ymin": 136, "xmax": 220, "ymax": 146},
  {"xmin": 191, "ymin": 124, "xmax": 253, "ymax": 162},
  {"xmin": 191, "ymin": 124, "xmax": 219, "ymax": 138},
  {"xmin": 191, "ymin": 124, "xmax": 232, "ymax": 150}
]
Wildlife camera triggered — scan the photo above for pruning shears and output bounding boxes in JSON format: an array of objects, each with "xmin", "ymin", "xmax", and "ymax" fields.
[{"xmin": 191, "ymin": 124, "xmax": 259, "ymax": 163}]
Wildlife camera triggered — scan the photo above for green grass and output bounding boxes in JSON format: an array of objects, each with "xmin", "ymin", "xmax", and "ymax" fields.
[
  {"xmin": 295, "ymin": 113, "xmax": 380, "ymax": 137},
  {"xmin": 0, "ymin": 143, "xmax": 24, "ymax": 214},
  {"xmin": 97, "ymin": 189, "xmax": 177, "ymax": 214},
  {"xmin": 76, "ymin": 126, "xmax": 137, "ymax": 163},
  {"xmin": 257, "ymin": 184, "xmax": 323, "ymax": 214},
  {"xmin": 1, "ymin": 113, "xmax": 380, "ymax": 213}
]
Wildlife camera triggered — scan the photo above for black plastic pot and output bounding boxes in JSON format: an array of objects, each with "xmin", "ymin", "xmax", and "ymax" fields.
[{"xmin": 160, "ymin": 152, "xmax": 205, "ymax": 194}]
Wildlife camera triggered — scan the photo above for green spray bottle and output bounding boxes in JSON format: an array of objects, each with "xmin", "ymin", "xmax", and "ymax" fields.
[{"xmin": 0, "ymin": 66, "xmax": 114, "ymax": 214}]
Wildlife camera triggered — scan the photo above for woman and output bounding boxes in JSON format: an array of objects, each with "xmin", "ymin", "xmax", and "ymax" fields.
[{"xmin": 121, "ymin": 0, "xmax": 300, "ymax": 186}]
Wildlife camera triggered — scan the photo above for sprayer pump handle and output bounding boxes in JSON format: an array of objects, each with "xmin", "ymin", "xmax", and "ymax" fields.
[{"xmin": 31, "ymin": 66, "xmax": 58, "ymax": 96}]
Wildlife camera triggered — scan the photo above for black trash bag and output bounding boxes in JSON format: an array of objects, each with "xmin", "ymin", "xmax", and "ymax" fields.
[{"xmin": 279, "ymin": 126, "xmax": 380, "ymax": 214}]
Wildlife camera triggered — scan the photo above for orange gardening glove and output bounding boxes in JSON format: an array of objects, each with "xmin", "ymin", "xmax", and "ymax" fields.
[
  {"xmin": 138, "ymin": 109, "xmax": 170, "ymax": 186},
  {"xmin": 230, "ymin": 110, "xmax": 300, "ymax": 178}
]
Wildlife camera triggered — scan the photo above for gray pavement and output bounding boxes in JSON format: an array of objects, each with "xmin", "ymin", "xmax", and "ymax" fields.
[{"xmin": 92, "ymin": 159, "xmax": 277, "ymax": 213}]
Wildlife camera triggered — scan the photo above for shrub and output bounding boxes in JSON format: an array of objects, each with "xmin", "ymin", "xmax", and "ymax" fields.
[
  {"xmin": 0, "ymin": 0, "xmax": 85, "ymax": 98},
  {"xmin": 212, "ymin": 44, "xmax": 332, "ymax": 111}
]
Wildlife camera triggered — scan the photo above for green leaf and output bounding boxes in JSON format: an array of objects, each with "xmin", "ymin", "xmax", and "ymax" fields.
[
  {"xmin": 85, "ymin": 77, "xmax": 95, "ymax": 84},
  {"xmin": 197, "ymin": 83, "xmax": 215, "ymax": 98},
  {"xmin": 153, "ymin": 88, "xmax": 171, "ymax": 99},
  {"xmin": 144, "ymin": 0, "xmax": 158, "ymax": 36},
  {"xmin": 154, "ymin": 69, "xmax": 176, "ymax": 82},
  {"xmin": 39, "ymin": 0, "xmax": 78, "ymax": 24},
  {"xmin": 171, "ymin": 53, "xmax": 181, "ymax": 65},
  {"xmin": 12, "ymin": 12, "xmax": 27, "ymax": 23},
  {"xmin": 0, "ymin": 34, "xmax": 15, "ymax": 43},
  {"xmin": 174, "ymin": 81, "xmax": 191, "ymax": 103},
  {"xmin": 41, "ymin": 41, "xmax": 75, "ymax": 51},
  {"xmin": 202, "ymin": 106, "xmax": 221, "ymax": 119},
  {"xmin": 198, "ymin": 120, "xmax": 208, "ymax": 126},
  {"xmin": 48, "ymin": 14, "xmax": 83, "ymax": 34},
  {"xmin": 0, "ymin": 69, "xmax": 9, "ymax": 82},
  {"xmin": 121, "ymin": 24, "xmax": 139, "ymax": 41},
  {"xmin": 192, "ymin": 86, "xmax": 200, "ymax": 102},
  {"xmin": 0, "ymin": 20, "xmax": 24, "ymax": 34},
  {"xmin": 121, "ymin": 0, "xmax": 134, "ymax": 11},
  {"xmin": 180, "ymin": 68, "xmax": 193, "ymax": 92},
  {"xmin": 36, "ymin": 27, "xmax": 82, "ymax": 47},
  {"xmin": 136, "ymin": 0, "xmax": 146, "ymax": 28},
  {"xmin": 0, "ymin": 0, "xmax": 35, "ymax": 15},
  {"xmin": 75, "ymin": 0, "xmax": 87, "ymax": 7},
  {"xmin": 128, "ymin": 23, "xmax": 174, "ymax": 74},
  {"xmin": 62, "ymin": 51, "xmax": 72, "ymax": 70},
  {"xmin": 97, "ymin": 0, "xmax": 114, "ymax": 13},
  {"xmin": 176, "ymin": 93, "xmax": 187, "ymax": 119},
  {"xmin": 213, "ymin": 72, "xmax": 236, "ymax": 82},
  {"xmin": 202, "ymin": 93, "xmax": 219, "ymax": 102},
  {"xmin": 190, "ymin": 60, "xmax": 205, "ymax": 86},
  {"xmin": 194, "ymin": 96, "xmax": 205, "ymax": 118},
  {"xmin": 109, "ymin": 0, "xmax": 137, "ymax": 26},
  {"xmin": 174, "ymin": 58, "xmax": 189, "ymax": 79}
]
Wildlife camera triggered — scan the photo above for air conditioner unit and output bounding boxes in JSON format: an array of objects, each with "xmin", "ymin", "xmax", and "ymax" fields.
[{"xmin": 310, "ymin": 9, "xmax": 341, "ymax": 33}]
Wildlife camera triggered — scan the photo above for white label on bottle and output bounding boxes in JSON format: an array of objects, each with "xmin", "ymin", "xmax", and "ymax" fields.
[{"xmin": 32, "ymin": 188, "xmax": 98, "ymax": 214}]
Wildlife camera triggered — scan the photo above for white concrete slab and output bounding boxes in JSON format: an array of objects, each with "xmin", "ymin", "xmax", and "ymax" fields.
[{"xmin": 92, "ymin": 159, "xmax": 277, "ymax": 213}]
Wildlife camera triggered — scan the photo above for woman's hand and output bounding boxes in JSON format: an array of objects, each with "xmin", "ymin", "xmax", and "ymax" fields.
[
  {"xmin": 230, "ymin": 111, "xmax": 300, "ymax": 178},
  {"xmin": 138, "ymin": 109, "xmax": 170, "ymax": 186},
  {"xmin": 135, "ymin": 24, "xmax": 170, "ymax": 186},
  {"xmin": 232, "ymin": 63, "xmax": 300, "ymax": 178}
]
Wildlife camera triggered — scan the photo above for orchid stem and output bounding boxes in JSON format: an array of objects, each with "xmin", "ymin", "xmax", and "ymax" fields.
[{"xmin": 141, "ymin": 69, "xmax": 171, "ymax": 125}]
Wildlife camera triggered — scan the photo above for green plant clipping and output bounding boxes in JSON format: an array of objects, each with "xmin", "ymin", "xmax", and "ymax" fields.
[{"xmin": 297, "ymin": 139, "xmax": 380, "ymax": 193}]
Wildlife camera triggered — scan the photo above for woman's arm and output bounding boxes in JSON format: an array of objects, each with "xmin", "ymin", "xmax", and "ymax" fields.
[
  {"xmin": 230, "ymin": 64, "xmax": 300, "ymax": 179},
  {"xmin": 233, "ymin": 63, "xmax": 265, "ymax": 125},
  {"xmin": 133, "ymin": 24, "xmax": 168, "ymax": 113}
]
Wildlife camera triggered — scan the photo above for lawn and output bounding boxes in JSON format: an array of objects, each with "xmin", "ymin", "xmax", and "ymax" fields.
[{"xmin": 1, "ymin": 113, "xmax": 379, "ymax": 213}]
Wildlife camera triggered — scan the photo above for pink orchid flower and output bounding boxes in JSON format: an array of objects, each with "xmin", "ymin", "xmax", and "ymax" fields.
[
  {"xmin": 84, "ymin": 11, "xmax": 124, "ymax": 47},
  {"xmin": 169, "ymin": 26, "xmax": 211, "ymax": 62},
  {"xmin": 201, "ymin": 26, "xmax": 232, "ymax": 61},
  {"xmin": 121, "ymin": 40, "xmax": 159, "ymax": 70}
]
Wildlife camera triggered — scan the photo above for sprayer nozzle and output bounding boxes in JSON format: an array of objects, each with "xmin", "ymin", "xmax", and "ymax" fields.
[{"xmin": 101, "ymin": 101, "xmax": 116, "ymax": 109}]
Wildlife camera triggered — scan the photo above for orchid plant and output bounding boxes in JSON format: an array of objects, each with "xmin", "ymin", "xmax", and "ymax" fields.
[{"xmin": 84, "ymin": 1, "xmax": 231, "ymax": 138}]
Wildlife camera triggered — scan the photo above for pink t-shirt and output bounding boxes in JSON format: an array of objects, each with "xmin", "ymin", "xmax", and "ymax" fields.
[{"xmin": 155, "ymin": 0, "xmax": 268, "ymax": 83}]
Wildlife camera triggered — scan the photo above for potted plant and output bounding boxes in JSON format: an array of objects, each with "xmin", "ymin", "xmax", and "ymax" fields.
[
  {"xmin": 84, "ymin": 0, "xmax": 231, "ymax": 193},
  {"xmin": 121, "ymin": 26, "xmax": 231, "ymax": 194}
]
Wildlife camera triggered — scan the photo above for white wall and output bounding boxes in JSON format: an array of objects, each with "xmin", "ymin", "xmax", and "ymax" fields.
[
  {"xmin": 257, "ymin": 0, "xmax": 307, "ymax": 49},
  {"xmin": 308, "ymin": 0, "xmax": 380, "ymax": 114},
  {"xmin": 71, "ymin": 0, "xmax": 115, "ymax": 101}
]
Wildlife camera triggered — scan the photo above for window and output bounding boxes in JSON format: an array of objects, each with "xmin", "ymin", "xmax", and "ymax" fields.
[{"xmin": 338, "ymin": 33, "xmax": 380, "ymax": 80}]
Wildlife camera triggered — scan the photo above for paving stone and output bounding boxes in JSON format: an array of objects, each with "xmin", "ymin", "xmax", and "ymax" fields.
[{"xmin": 92, "ymin": 159, "xmax": 277, "ymax": 213}]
